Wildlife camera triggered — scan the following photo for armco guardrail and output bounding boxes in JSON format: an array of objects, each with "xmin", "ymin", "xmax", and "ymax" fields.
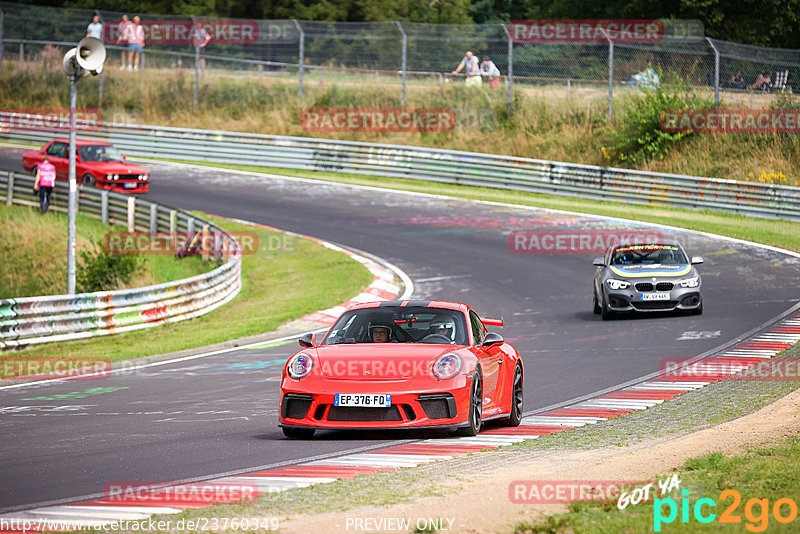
[
  {"xmin": 3, "ymin": 116, "xmax": 800, "ymax": 222},
  {"xmin": 0, "ymin": 170, "xmax": 241, "ymax": 350}
]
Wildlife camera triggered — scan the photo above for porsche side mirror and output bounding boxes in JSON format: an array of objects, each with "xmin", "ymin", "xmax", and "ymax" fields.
[
  {"xmin": 483, "ymin": 332, "xmax": 504, "ymax": 346},
  {"xmin": 592, "ymin": 257, "xmax": 605, "ymax": 267},
  {"xmin": 691, "ymin": 256, "xmax": 704, "ymax": 265},
  {"xmin": 299, "ymin": 333, "xmax": 315, "ymax": 348}
]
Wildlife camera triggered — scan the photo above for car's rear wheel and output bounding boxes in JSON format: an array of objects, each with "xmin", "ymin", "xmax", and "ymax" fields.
[
  {"xmin": 501, "ymin": 364, "xmax": 523, "ymax": 427},
  {"xmin": 282, "ymin": 426, "xmax": 315, "ymax": 439},
  {"xmin": 456, "ymin": 368, "xmax": 482, "ymax": 436},
  {"xmin": 82, "ymin": 174, "xmax": 96, "ymax": 187}
]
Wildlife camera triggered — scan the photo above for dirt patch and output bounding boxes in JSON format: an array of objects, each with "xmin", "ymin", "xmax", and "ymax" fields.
[{"xmin": 277, "ymin": 386, "xmax": 800, "ymax": 533}]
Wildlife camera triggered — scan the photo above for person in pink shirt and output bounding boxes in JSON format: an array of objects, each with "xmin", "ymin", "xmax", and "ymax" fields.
[
  {"xmin": 116, "ymin": 15, "xmax": 132, "ymax": 70},
  {"xmin": 34, "ymin": 156, "xmax": 56, "ymax": 214},
  {"xmin": 128, "ymin": 16, "xmax": 146, "ymax": 71}
]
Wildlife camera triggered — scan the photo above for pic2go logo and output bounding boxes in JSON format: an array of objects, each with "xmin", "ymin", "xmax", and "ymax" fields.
[{"xmin": 654, "ymin": 489, "xmax": 798, "ymax": 532}]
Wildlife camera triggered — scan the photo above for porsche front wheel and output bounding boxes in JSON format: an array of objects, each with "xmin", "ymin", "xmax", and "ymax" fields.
[{"xmin": 456, "ymin": 368, "xmax": 482, "ymax": 436}]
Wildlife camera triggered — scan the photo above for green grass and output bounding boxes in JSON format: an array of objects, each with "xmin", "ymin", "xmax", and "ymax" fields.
[
  {"xmin": 0, "ymin": 203, "xmax": 207, "ymax": 298},
  {"xmin": 514, "ymin": 437, "xmax": 800, "ymax": 533},
  {"xmin": 8, "ymin": 213, "xmax": 373, "ymax": 362},
  {"xmin": 156, "ymin": 159, "xmax": 800, "ymax": 253}
]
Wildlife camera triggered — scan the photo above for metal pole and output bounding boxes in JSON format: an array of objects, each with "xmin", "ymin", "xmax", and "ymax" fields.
[
  {"xmin": 504, "ymin": 24, "xmax": 513, "ymax": 110},
  {"xmin": 191, "ymin": 15, "xmax": 199, "ymax": 107},
  {"xmin": 706, "ymin": 37, "xmax": 720, "ymax": 112},
  {"xmin": 396, "ymin": 22, "xmax": 407, "ymax": 106},
  {"xmin": 293, "ymin": 19, "xmax": 304, "ymax": 100},
  {"xmin": 96, "ymin": 10, "xmax": 104, "ymax": 105},
  {"xmin": 0, "ymin": 9, "xmax": 4, "ymax": 79},
  {"xmin": 67, "ymin": 74, "xmax": 78, "ymax": 294},
  {"xmin": 602, "ymin": 28, "xmax": 613, "ymax": 118}
]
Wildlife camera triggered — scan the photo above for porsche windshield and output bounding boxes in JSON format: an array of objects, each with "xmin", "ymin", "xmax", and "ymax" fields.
[
  {"xmin": 611, "ymin": 244, "xmax": 687, "ymax": 266},
  {"xmin": 321, "ymin": 307, "xmax": 468, "ymax": 345},
  {"xmin": 79, "ymin": 145, "xmax": 125, "ymax": 163}
]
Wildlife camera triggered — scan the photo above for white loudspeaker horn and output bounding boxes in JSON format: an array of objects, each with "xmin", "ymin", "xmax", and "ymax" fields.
[
  {"xmin": 76, "ymin": 37, "xmax": 106, "ymax": 76},
  {"xmin": 62, "ymin": 47, "xmax": 81, "ymax": 76}
]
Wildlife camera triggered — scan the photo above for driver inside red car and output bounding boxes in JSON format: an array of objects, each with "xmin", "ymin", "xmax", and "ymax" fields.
[{"xmin": 369, "ymin": 324, "xmax": 392, "ymax": 343}]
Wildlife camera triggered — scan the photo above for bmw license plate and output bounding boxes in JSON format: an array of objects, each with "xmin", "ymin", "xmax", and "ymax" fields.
[
  {"xmin": 123, "ymin": 182, "xmax": 137, "ymax": 189},
  {"xmin": 335, "ymin": 394, "xmax": 391, "ymax": 407},
  {"xmin": 641, "ymin": 292, "xmax": 670, "ymax": 301}
]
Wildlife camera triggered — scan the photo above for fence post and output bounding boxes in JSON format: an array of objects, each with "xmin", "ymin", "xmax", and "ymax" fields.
[
  {"xmin": 19, "ymin": 40, "xmax": 23, "ymax": 63},
  {"xmin": 149, "ymin": 202, "xmax": 158, "ymax": 233},
  {"xmin": 100, "ymin": 189, "xmax": 108, "ymax": 223},
  {"xmin": 191, "ymin": 15, "xmax": 199, "ymax": 107},
  {"xmin": 95, "ymin": 10, "xmax": 104, "ymax": 105},
  {"xmin": 396, "ymin": 21, "xmax": 407, "ymax": 106},
  {"xmin": 706, "ymin": 37, "xmax": 720, "ymax": 112},
  {"xmin": 127, "ymin": 197, "xmax": 136, "ymax": 232},
  {"xmin": 5, "ymin": 171, "xmax": 13, "ymax": 206},
  {"xmin": 293, "ymin": 19, "xmax": 304, "ymax": 101},
  {"xmin": 0, "ymin": 8, "xmax": 4, "ymax": 79},
  {"xmin": 602, "ymin": 28, "xmax": 613, "ymax": 118},
  {"xmin": 504, "ymin": 24, "xmax": 514, "ymax": 111},
  {"xmin": 169, "ymin": 209, "xmax": 177, "ymax": 249}
]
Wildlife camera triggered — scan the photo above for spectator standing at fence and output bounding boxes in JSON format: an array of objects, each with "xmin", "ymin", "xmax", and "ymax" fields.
[
  {"xmin": 34, "ymin": 156, "xmax": 56, "ymax": 215},
  {"xmin": 128, "ymin": 16, "xmax": 145, "ymax": 71},
  {"xmin": 86, "ymin": 15, "xmax": 103, "ymax": 40},
  {"xmin": 749, "ymin": 71, "xmax": 771, "ymax": 90},
  {"xmin": 116, "ymin": 15, "xmax": 131, "ymax": 69},
  {"xmin": 192, "ymin": 22, "xmax": 212, "ymax": 74},
  {"xmin": 451, "ymin": 51, "xmax": 481, "ymax": 88},
  {"xmin": 730, "ymin": 71, "xmax": 747, "ymax": 89},
  {"xmin": 480, "ymin": 56, "xmax": 501, "ymax": 90}
]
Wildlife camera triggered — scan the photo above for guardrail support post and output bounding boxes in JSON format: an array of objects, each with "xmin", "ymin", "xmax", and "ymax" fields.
[
  {"xmin": 396, "ymin": 21, "xmax": 407, "ymax": 106},
  {"xmin": 100, "ymin": 189, "xmax": 108, "ymax": 223},
  {"xmin": 187, "ymin": 217, "xmax": 195, "ymax": 235},
  {"xmin": 169, "ymin": 209, "xmax": 177, "ymax": 249},
  {"xmin": 127, "ymin": 197, "xmax": 135, "ymax": 232},
  {"xmin": 201, "ymin": 224, "xmax": 210, "ymax": 261},
  {"xmin": 293, "ymin": 19, "xmax": 304, "ymax": 102},
  {"xmin": 149, "ymin": 203, "xmax": 158, "ymax": 233},
  {"xmin": 223, "ymin": 235, "xmax": 230, "ymax": 263},
  {"xmin": 6, "ymin": 172, "xmax": 13, "ymax": 206}
]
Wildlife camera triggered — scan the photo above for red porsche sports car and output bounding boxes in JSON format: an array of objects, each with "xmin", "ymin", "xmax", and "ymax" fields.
[
  {"xmin": 279, "ymin": 300, "xmax": 524, "ymax": 439},
  {"xmin": 22, "ymin": 139, "xmax": 149, "ymax": 193}
]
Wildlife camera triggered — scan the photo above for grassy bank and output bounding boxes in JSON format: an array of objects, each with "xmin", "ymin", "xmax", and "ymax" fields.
[
  {"xmin": 3, "ymin": 60, "xmax": 800, "ymax": 185},
  {"xmin": 8, "ymin": 213, "xmax": 373, "ymax": 362},
  {"xmin": 0, "ymin": 203, "xmax": 207, "ymax": 298}
]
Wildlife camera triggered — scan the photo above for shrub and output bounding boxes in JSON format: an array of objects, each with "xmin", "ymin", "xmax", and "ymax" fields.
[{"xmin": 77, "ymin": 240, "xmax": 143, "ymax": 293}]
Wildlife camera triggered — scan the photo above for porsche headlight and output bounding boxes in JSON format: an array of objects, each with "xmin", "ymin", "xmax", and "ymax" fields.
[
  {"xmin": 287, "ymin": 353, "xmax": 314, "ymax": 379},
  {"xmin": 432, "ymin": 353, "xmax": 462, "ymax": 380},
  {"xmin": 606, "ymin": 279, "xmax": 630, "ymax": 290},
  {"xmin": 679, "ymin": 276, "xmax": 700, "ymax": 288}
]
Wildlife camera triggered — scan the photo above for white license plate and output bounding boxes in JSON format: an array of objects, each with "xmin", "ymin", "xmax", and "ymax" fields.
[
  {"xmin": 123, "ymin": 182, "xmax": 137, "ymax": 189},
  {"xmin": 641, "ymin": 292, "xmax": 670, "ymax": 301},
  {"xmin": 334, "ymin": 394, "xmax": 391, "ymax": 407}
]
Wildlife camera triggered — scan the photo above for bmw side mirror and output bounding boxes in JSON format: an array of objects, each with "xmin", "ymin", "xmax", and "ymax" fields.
[
  {"xmin": 691, "ymin": 256, "xmax": 704, "ymax": 265},
  {"xmin": 483, "ymin": 332, "xmax": 504, "ymax": 346},
  {"xmin": 299, "ymin": 333, "xmax": 315, "ymax": 348},
  {"xmin": 592, "ymin": 257, "xmax": 605, "ymax": 266}
]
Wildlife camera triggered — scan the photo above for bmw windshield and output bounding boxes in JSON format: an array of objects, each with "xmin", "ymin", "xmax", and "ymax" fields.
[
  {"xmin": 321, "ymin": 307, "xmax": 468, "ymax": 345},
  {"xmin": 610, "ymin": 244, "xmax": 688, "ymax": 267}
]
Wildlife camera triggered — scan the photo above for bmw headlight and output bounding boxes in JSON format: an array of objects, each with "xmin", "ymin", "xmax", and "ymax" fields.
[
  {"xmin": 432, "ymin": 353, "xmax": 462, "ymax": 380},
  {"xmin": 606, "ymin": 279, "xmax": 630, "ymax": 290},
  {"xmin": 287, "ymin": 353, "xmax": 314, "ymax": 379},
  {"xmin": 107, "ymin": 174, "xmax": 116, "ymax": 181},
  {"xmin": 679, "ymin": 276, "xmax": 700, "ymax": 288}
]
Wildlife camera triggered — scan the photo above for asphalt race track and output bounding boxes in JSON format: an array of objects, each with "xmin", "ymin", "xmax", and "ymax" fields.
[{"xmin": 2, "ymin": 150, "xmax": 799, "ymax": 512}]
